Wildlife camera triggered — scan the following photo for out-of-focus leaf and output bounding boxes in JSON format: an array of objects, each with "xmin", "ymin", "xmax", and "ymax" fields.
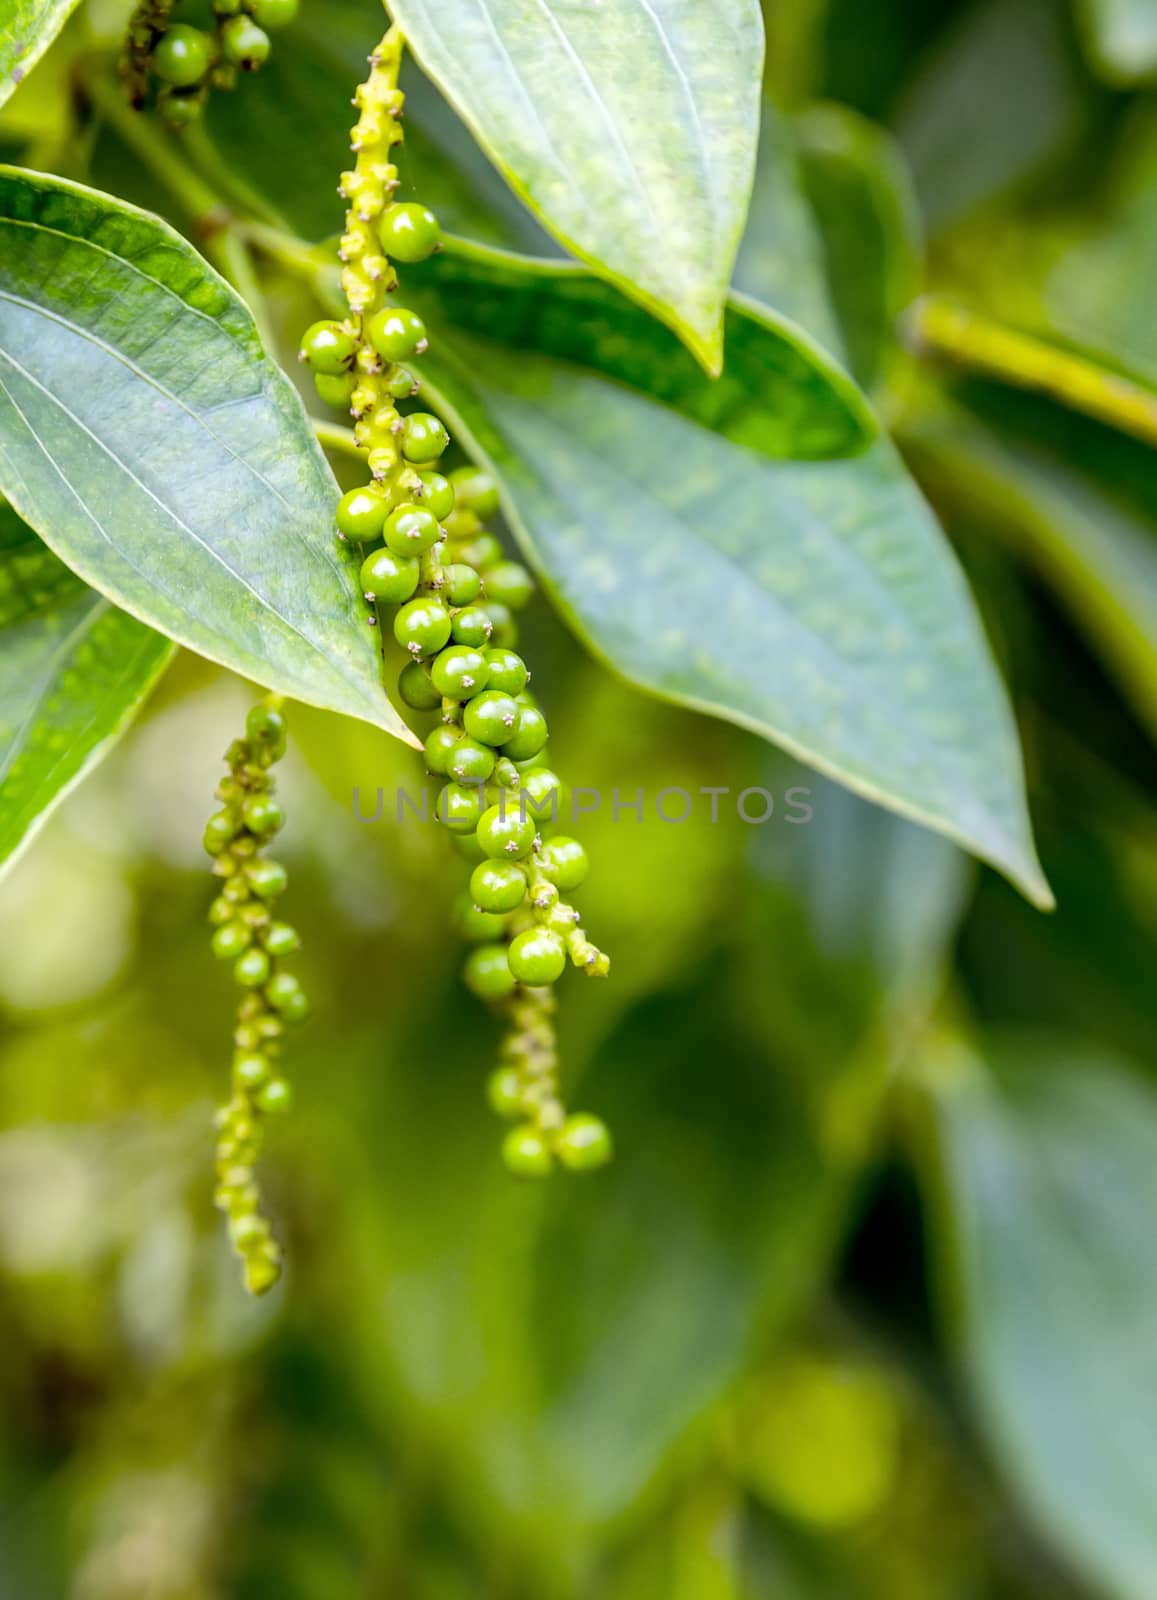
[
  {"xmin": 732, "ymin": 101, "xmax": 845, "ymax": 359},
  {"xmin": 387, "ymin": 0, "xmax": 765, "ymax": 373},
  {"xmin": 0, "ymin": 502, "xmax": 172, "ymax": 874},
  {"xmin": 916, "ymin": 1036, "xmax": 1157, "ymax": 1600},
  {"xmin": 1075, "ymin": 0, "xmax": 1157, "ymax": 83},
  {"xmin": 796, "ymin": 103, "xmax": 922, "ymax": 390},
  {"xmin": 402, "ymin": 245, "xmax": 1049, "ymax": 907},
  {"xmin": 895, "ymin": 0, "xmax": 1084, "ymax": 229},
  {"xmin": 906, "ymin": 395, "xmax": 1157, "ymax": 739},
  {"xmin": 0, "ymin": 0, "xmax": 80, "ymax": 110},
  {"xmin": 0, "ymin": 168, "xmax": 409, "ymax": 743}
]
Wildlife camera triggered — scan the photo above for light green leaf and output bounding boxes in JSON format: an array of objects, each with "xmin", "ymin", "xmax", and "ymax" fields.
[
  {"xmin": 0, "ymin": 501, "xmax": 173, "ymax": 873},
  {"xmin": 387, "ymin": 0, "xmax": 765, "ymax": 373},
  {"xmin": 0, "ymin": 167, "xmax": 411, "ymax": 745},
  {"xmin": 1076, "ymin": 0, "xmax": 1157, "ymax": 83},
  {"xmin": 917, "ymin": 1037, "xmax": 1157, "ymax": 1600},
  {"xmin": 0, "ymin": 0, "xmax": 80, "ymax": 110},
  {"xmin": 405, "ymin": 245, "xmax": 1050, "ymax": 907}
]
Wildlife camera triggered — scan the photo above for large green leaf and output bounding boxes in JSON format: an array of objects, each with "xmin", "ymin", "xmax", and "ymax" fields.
[
  {"xmin": 916, "ymin": 1038, "xmax": 1157, "ymax": 1600},
  {"xmin": 387, "ymin": 0, "xmax": 764, "ymax": 373},
  {"xmin": 0, "ymin": 501, "xmax": 173, "ymax": 872},
  {"xmin": 1075, "ymin": 0, "xmax": 1157, "ymax": 82},
  {"xmin": 402, "ymin": 245, "xmax": 1050, "ymax": 907},
  {"xmin": 0, "ymin": 0, "xmax": 80, "ymax": 110},
  {"xmin": 0, "ymin": 168, "xmax": 410, "ymax": 743}
]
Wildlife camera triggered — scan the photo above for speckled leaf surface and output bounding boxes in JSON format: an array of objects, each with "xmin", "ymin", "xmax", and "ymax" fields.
[
  {"xmin": 0, "ymin": 0, "xmax": 80, "ymax": 109},
  {"xmin": 408, "ymin": 247, "xmax": 1049, "ymax": 906},
  {"xmin": 920, "ymin": 1040, "xmax": 1157, "ymax": 1600},
  {"xmin": 0, "ymin": 501, "xmax": 173, "ymax": 873},
  {"xmin": 388, "ymin": 0, "xmax": 764, "ymax": 373},
  {"xmin": 0, "ymin": 168, "xmax": 410, "ymax": 743}
]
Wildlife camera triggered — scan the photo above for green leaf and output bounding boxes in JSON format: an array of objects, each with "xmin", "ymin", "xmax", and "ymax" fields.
[
  {"xmin": 796, "ymin": 103, "xmax": 922, "ymax": 391},
  {"xmin": 907, "ymin": 395, "xmax": 1157, "ymax": 740},
  {"xmin": 0, "ymin": 501, "xmax": 173, "ymax": 873},
  {"xmin": 916, "ymin": 1037, "xmax": 1157, "ymax": 1600},
  {"xmin": 404, "ymin": 245, "xmax": 1050, "ymax": 907},
  {"xmin": 387, "ymin": 0, "xmax": 765, "ymax": 373},
  {"xmin": 1075, "ymin": 0, "xmax": 1157, "ymax": 83},
  {"xmin": 0, "ymin": 167, "xmax": 410, "ymax": 745},
  {"xmin": 0, "ymin": 0, "xmax": 80, "ymax": 110}
]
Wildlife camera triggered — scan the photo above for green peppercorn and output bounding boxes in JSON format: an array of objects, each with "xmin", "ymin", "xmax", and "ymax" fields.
[
  {"xmin": 234, "ymin": 1050, "xmax": 270, "ymax": 1088},
  {"xmin": 464, "ymin": 941, "xmax": 517, "ymax": 1000},
  {"xmin": 246, "ymin": 858, "xmax": 288, "ymax": 899},
  {"xmin": 242, "ymin": 793, "xmax": 284, "ymax": 836},
  {"xmin": 378, "ymin": 202, "xmax": 441, "ymax": 263},
  {"xmin": 394, "ymin": 597, "xmax": 452, "ymax": 657},
  {"xmin": 263, "ymin": 921, "xmax": 301, "ymax": 956},
  {"xmin": 384, "ymin": 365, "xmax": 419, "ymax": 399},
  {"xmin": 470, "ymin": 860, "xmax": 528, "ymax": 914},
  {"xmin": 482, "ymin": 648, "xmax": 528, "ymax": 696},
  {"xmin": 487, "ymin": 1067, "xmax": 524, "ymax": 1119},
  {"xmin": 456, "ymin": 532, "xmax": 503, "ymax": 570},
  {"xmin": 368, "ymin": 307, "xmax": 427, "ymax": 362},
  {"xmin": 416, "ymin": 471, "xmax": 455, "ymax": 521},
  {"xmin": 430, "ymin": 644, "xmax": 489, "ymax": 700},
  {"xmin": 424, "ymin": 724, "xmax": 461, "ymax": 775},
  {"xmin": 159, "ymin": 87, "xmax": 205, "ymax": 127},
  {"xmin": 278, "ymin": 988, "xmax": 310, "ymax": 1024},
  {"xmin": 221, "ymin": 14, "xmax": 270, "ymax": 67},
  {"xmin": 450, "ymin": 466, "xmax": 500, "ymax": 520},
  {"xmin": 360, "ymin": 548, "xmax": 420, "ymax": 604},
  {"xmin": 234, "ymin": 947, "xmax": 271, "ymax": 988},
  {"xmin": 203, "ymin": 810, "xmax": 237, "ymax": 855},
  {"xmin": 209, "ymin": 895, "xmax": 234, "ymax": 926},
  {"xmin": 401, "ymin": 413, "xmax": 449, "ymax": 464},
  {"xmin": 336, "ymin": 486, "xmax": 388, "ymax": 542},
  {"xmin": 539, "ymin": 836, "xmax": 589, "ymax": 891},
  {"xmin": 455, "ymin": 831, "xmax": 488, "ymax": 864},
  {"xmin": 315, "ymin": 371, "xmax": 354, "ymax": 408},
  {"xmin": 484, "ymin": 561, "xmax": 534, "ymax": 611},
  {"xmin": 265, "ymin": 970, "xmax": 302, "ymax": 1011},
  {"xmin": 398, "ymin": 660, "xmax": 442, "ymax": 710},
  {"xmin": 437, "ymin": 782, "xmax": 486, "ymax": 835},
  {"xmin": 483, "ymin": 602, "xmax": 518, "ymax": 649},
  {"xmin": 476, "ymin": 803, "xmax": 536, "ymax": 860},
  {"xmin": 154, "ymin": 23, "xmax": 213, "ymax": 85},
  {"xmin": 383, "ymin": 503, "xmax": 440, "ymax": 557},
  {"xmin": 257, "ymin": 1077, "xmax": 293, "ymax": 1114},
  {"xmin": 299, "ymin": 320, "xmax": 357, "ymax": 374},
  {"xmin": 556, "ymin": 1112, "xmax": 612, "ymax": 1171},
  {"xmin": 502, "ymin": 706, "xmax": 548, "ymax": 762},
  {"xmin": 212, "ymin": 920, "xmax": 251, "ymax": 960},
  {"xmin": 246, "ymin": 702, "xmax": 286, "ymax": 755},
  {"xmin": 463, "ymin": 690, "xmax": 519, "ymax": 746},
  {"xmin": 455, "ymin": 896, "xmax": 508, "ymax": 941},
  {"xmin": 448, "ymin": 737, "xmax": 496, "ymax": 785},
  {"xmin": 508, "ymin": 926, "xmax": 566, "ymax": 985},
  {"xmin": 248, "ymin": 0, "xmax": 297, "ymax": 28},
  {"xmin": 451, "ymin": 606, "xmax": 493, "ymax": 648},
  {"xmin": 443, "ymin": 563, "xmax": 482, "ymax": 606},
  {"xmin": 503, "ymin": 1124, "xmax": 552, "ymax": 1177}
]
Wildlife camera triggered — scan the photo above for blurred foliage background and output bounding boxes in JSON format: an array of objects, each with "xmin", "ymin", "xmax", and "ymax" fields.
[{"xmin": 2, "ymin": 0, "xmax": 1157, "ymax": 1595}]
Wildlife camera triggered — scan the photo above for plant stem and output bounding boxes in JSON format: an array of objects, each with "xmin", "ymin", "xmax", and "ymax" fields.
[
  {"xmin": 312, "ymin": 420, "xmax": 364, "ymax": 459},
  {"xmin": 80, "ymin": 68, "xmax": 222, "ymax": 224},
  {"xmin": 237, "ymin": 221, "xmax": 344, "ymax": 310},
  {"xmin": 908, "ymin": 295, "xmax": 1157, "ymax": 449}
]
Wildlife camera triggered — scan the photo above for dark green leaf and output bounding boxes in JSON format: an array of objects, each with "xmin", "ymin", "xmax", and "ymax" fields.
[
  {"xmin": 405, "ymin": 246, "xmax": 1050, "ymax": 907},
  {"xmin": 0, "ymin": 167, "xmax": 410, "ymax": 743},
  {"xmin": 0, "ymin": 500, "xmax": 172, "ymax": 872},
  {"xmin": 0, "ymin": 0, "xmax": 80, "ymax": 109},
  {"xmin": 917, "ymin": 1037, "xmax": 1157, "ymax": 1600},
  {"xmin": 388, "ymin": 0, "xmax": 765, "ymax": 373}
]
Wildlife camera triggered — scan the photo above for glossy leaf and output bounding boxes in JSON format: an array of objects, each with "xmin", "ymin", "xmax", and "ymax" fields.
[
  {"xmin": 405, "ymin": 246, "xmax": 1050, "ymax": 907},
  {"xmin": 0, "ymin": 0, "xmax": 80, "ymax": 109},
  {"xmin": 387, "ymin": 0, "xmax": 764, "ymax": 373},
  {"xmin": 0, "ymin": 501, "xmax": 172, "ymax": 872},
  {"xmin": 0, "ymin": 168, "xmax": 410, "ymax": 743},
  {"xmin": 918, "ymin": 1038, "xmax": 1157, "ymax": 1600},
  {"xmin": 1076, "ymin": 0, "xmax": 1157, "ymax": 83}
]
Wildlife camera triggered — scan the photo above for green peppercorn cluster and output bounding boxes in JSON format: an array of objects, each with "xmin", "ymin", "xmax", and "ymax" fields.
[
  {"xmin": 121, "ymin": 0, "xmax": 296, "ymax": 127},
  {"xmin": 301, "ymin": 28, "xmax": 611, "ymax": 1179},
  {"xmin": 203, "ymin": 698, "xmax": 307, "ymax": 1294}
]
